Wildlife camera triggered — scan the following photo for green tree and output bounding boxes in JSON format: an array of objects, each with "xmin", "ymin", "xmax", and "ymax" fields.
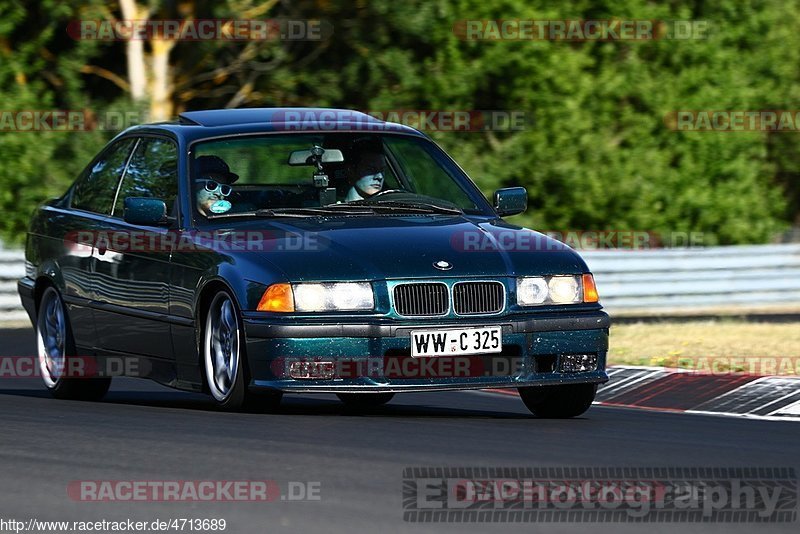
[
  {"xmin": 293, "ymin": 0, "xmax": 796, "ymax": 244},
  {"xmin": 1, "ymin": 0, "xmax": 798, "ymax": 246},
  {"xmin": 0, "ymin": 0, "xmax": 110, "ymax": 245}
]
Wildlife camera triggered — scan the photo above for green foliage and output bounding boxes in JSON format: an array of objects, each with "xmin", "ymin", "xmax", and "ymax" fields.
[
  {"xmin": 0, "ymin": 0, "xmax": 112, "ymax": 245},
  {"xmin": 0, "ymin": 0, "xmax": 797, "ymax": 245},
  {"xmin": 302, "ymin": 0, "xmax": 797, "ymax": 244}
]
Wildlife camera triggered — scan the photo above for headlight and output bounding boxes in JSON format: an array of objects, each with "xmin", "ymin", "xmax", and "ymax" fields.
[
  {"xmin": 517, "ymin": 274, "xmax": 598, "ymax": 306},
  {"xmin": 517, "ymin": 277, "xmax": 549, "ymax": 305},
  {"xmin": 295, "ymin": 282, "xmax": 374, "ymax": 311},
  {"xmin": 548, "ymin": 276, "xmax": 580, "ymax": 304},
  {"xmin": 258, "ymin": 282, "xmax": 374, "ymax": 312}
]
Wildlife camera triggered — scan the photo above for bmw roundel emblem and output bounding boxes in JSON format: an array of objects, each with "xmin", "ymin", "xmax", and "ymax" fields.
[{"xmin": 433, "ymin": 260, "xmax": 453, "ymax": 270}]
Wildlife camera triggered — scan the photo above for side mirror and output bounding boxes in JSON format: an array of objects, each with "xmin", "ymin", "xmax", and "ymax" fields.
[
  {"xmin": 123, "ymin": 197, "xmax": 168, "ymax": 226},
  {"xmin": 493, "ymin": 187, "xmax": 527, "ymax": 217}
]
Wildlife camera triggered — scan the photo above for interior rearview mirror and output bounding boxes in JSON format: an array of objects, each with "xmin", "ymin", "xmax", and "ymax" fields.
[{"xmin": 288, "ymin": 147, "xmax": 344, "ymax": 166}]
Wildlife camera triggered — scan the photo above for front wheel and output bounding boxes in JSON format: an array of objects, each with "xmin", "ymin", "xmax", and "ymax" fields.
[
  {"xmin": 36, "ymin": 286, "xmax": 111, "ymax": 400},
  {"xmin": 518, "ymin": 384, "xmax": 597, "ymax": 418},
  {"xmin": 203, "ymin": 291, "xmax": 281, "ymax": 412}
]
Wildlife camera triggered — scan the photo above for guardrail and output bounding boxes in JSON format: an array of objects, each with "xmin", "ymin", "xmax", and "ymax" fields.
[
  {"xmin": 582, "ymin": 243, "xmax": 800, "ymax": 315},
  {"xmin": 0, "ymin": 244, "xmax": 26, "ymax": 323},
  {"xmin": 1, "ymin": 242, "xmax": 799, "ymax": 322}
]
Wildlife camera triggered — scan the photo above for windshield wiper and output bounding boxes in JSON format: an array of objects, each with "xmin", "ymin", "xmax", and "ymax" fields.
[
  {"xmin": 207, "ymin": 206, "xmax": 373, "ymax": 219},
  {"xmin": 206, "ymin": 202, "xmax": 463, "ymax": 219},
  {"xmin": 352, "ymin": 199, "xmax": 463, "ymax": 215}
]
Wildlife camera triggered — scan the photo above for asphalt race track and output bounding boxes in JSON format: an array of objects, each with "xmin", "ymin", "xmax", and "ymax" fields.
[{"xmin": 0, "ymin": 328, "xmax": 798, "ymax": 534}]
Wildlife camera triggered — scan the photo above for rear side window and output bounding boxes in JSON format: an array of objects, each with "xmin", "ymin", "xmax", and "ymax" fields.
[
  {"xmin": 71, "ymin": 139, "xmax": 135, "ymax": 214},
  {"xmin": 112, "ymin": 137, "xmax": 178, "ymax": 217}
]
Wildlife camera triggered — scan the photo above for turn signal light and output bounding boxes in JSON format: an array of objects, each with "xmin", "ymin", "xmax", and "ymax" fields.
[
  {"xmin": 582, "ymin": 273, "xmax": 599, "ymax": 303},
  {"xmin": 257, "ymin": 283, "xmax": 295, "ymax": 312}
]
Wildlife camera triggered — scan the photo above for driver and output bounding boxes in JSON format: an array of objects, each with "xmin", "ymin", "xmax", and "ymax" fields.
[
  {"xmin": 345, "ymin": 151, "xmax": 386, "ymax": 202},
  {"xmin": 194, "ymin": 156, "xmax": 239, "ymax": 216}
]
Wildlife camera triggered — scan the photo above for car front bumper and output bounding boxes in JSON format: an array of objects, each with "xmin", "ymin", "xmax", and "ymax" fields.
[{"xmin": 241, "ymin": 310, "xmax": 610, "ymax": 393}]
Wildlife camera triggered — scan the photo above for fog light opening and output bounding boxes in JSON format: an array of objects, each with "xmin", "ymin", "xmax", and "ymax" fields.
[
  {"xmin": 288, "ymin": 360, "xmax": 335, "ymax": 379},
  {"xmin": 559, "ymin": 353, "xmax": 598, "ymax": 373}
]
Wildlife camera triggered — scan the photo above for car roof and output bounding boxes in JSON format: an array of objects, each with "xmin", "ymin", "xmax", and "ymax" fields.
[{"xmin": 117, "ymin": 107, "xmax": 427, "ymax": 144}]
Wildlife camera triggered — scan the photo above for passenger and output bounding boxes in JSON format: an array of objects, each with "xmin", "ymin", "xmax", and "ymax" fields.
[{"xmin": 194, "ymin": 156, "xmax": 239, "ymax": 216}]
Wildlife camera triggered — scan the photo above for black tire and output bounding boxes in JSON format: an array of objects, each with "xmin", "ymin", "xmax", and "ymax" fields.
[
  {"xmin": 518, "ymin": 383, "xmax": 597, "ymax": 418},
  {"xmin": 202, "ymin": 290, "xmax": 282, "ymax": 412},
  {"xmin": 36, "ymin": 286, "xmax": 111, "ymax": 401},
  {"xmin": 336, "ymin": 392, "xmax": 395, "ymax": 408}
]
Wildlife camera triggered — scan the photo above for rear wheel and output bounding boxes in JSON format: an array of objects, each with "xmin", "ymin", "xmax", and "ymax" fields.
[
  {"xmin": 203, "ymin": 290, "xmax": 281, "ymax": 412},
  {"xmin": 518, "ymin": 383, "xmax": 597, "ymax": 418},
  {"xmin": 36, "ymin": 286, "xmax": 111, "ymax": 400},
  {"xmin": 336, "ymin": 392, "xmax": 395, "ymax": 408}
]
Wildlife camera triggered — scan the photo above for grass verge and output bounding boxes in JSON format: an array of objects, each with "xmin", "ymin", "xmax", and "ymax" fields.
[{"xmin": 608, "ymin": 320, "xmax": 800, "ymax": 375}]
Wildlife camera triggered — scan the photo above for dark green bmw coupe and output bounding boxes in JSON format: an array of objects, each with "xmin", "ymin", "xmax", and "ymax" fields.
[{"xmin": 18, "ymin": 108, "xmax": 609, "ymax": 416}]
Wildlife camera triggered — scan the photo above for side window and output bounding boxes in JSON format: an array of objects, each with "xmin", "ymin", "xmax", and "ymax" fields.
[
  {"xmin": 112, "ymin": 137, "xmax": 178, "ymax": 218},
  {"xmin": 384, "ymin": 137, "xmax": 479, "ymax": 211},
  {"xmin": 71, "ymin": 139, "xmax": 135, "ymax": 214}
]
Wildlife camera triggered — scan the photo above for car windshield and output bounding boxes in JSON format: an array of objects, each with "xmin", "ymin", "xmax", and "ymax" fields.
[{"xmin": 190, "ymin": 133, "xmax": 490, "ymax": 219}]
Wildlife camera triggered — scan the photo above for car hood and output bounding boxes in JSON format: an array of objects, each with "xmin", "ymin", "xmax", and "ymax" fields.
[{"xmin": 213, "ymin": 215, "xmax": 588, "ymax": 282}]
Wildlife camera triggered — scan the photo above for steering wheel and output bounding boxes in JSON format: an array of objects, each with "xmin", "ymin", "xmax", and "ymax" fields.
[{"xmin": 364, "ymin": 188, "xmax": 405, "ymax": 201}]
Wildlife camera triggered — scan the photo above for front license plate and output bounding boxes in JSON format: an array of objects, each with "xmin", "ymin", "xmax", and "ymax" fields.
[{"xmin": 411, "ymin": 326, "xmax": 503, "ymax": 358}]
